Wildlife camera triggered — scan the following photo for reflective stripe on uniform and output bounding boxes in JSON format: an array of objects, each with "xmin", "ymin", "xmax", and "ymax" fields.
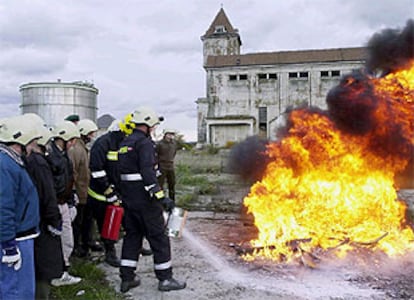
[
  {"xmin": 121, "ymin": 259, "xmax": 138, "ymax": 268},
  {"xmin": 106, "ymin": 151, "xmax": 118, "ymax": 161},
  {"xmin": 120, "ymin": 173, "xmax": 143, "ymax": 181},
  {"xmin": 87, "ymin": 187, "xmax": 106, "ymax": 201},
  {"xmin": 154, "ymin": 260, "xmax": 172, "ymax": 270},
  {"xmin": 91, "ymin": 170, "xmax": 107, "ymax": 178},
  {"xmin": 144, "ymin": 184, "xmax": 156, "ymax": 191}
]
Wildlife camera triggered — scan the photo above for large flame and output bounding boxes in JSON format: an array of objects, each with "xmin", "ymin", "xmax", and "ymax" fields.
[{"xmin": 243, "ymin": 62, "xmax": 414, "ymax": 262}]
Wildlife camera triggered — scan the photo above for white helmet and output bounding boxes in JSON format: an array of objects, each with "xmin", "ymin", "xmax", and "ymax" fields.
[
  {"xmin": 52, "ymin": 121, "xmax": 80, "ymax": 141},
  {"xmin": 163, "ymin": 128, "xmax": 176, "ymax": 135},
  {"xmin": 37, "ymin": 126, "xmax": 54, "ymax": 146},
  {"xmin": 77, "ymin": 119, "xmax": 98, "ymax": 136},
  {"xmin": 130, "ymin": 106, "xmax": 164, "ymax": 127},
  {"xmin": 23, "ymin": 113, "xmax": 54, "ymax": 146},
  {"xmin": 108, "ymin": 119, "xmax": 121, "ymax": 132},
  {"xmin": 0, "ymin": 115, "xmax": 42, "ymax": 146}
]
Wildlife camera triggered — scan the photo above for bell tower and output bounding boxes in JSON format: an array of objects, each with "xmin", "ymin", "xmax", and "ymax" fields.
[{"xmin": 200, "ymin": 8, "xmax": 242, "ymax": 66}]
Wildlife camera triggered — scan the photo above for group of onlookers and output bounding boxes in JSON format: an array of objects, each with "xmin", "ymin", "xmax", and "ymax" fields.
[{"xmin": 0, "ymin": 106, "xmax": 184, "ymax": 299}]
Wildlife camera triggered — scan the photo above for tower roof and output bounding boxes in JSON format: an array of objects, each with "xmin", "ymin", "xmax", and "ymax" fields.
[{"xmin": 202, "ymin": 8, "xmax": 241, "ymax": 43}]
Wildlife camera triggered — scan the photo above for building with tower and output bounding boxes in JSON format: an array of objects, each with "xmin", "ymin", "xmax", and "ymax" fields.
[{"xmin": 197, "ymin": 8, "xmax": 367, "ymax": 146}]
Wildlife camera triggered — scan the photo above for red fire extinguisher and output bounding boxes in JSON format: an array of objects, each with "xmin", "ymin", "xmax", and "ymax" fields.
[{"xmin": 101, "ymin": 204, "xmax": 124, "ymax": 241}]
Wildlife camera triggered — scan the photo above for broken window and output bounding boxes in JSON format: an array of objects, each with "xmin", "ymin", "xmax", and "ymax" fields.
[
  {"xmin": 239, "ymin": 74, "xmax": 248, "ymax": 80},
  {"xmin": 229, "ymin": 75, "xmax": 237, "ymax": 81},
  {"xmin": 258, "ymin": 73, "xmax": 267, "ymax": 80}
]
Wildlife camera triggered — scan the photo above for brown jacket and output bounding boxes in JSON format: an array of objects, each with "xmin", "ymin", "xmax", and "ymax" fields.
[{"xmin": 68, "ymin": 139, "xmax": 90, "ymax": 205}]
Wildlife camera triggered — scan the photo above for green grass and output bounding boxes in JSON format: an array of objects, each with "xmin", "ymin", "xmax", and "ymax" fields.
[
  {"xmin": 176, "ymin": 164, "xmax": 217, "ymax": 195},
  {"xmin": 51, "ymin": 257, "xmax": 124, "ymax": 300}
]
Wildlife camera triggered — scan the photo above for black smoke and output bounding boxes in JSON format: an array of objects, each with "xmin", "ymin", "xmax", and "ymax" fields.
[
  {"xmin": 327, "ymin": 20, "xmax": 413, "ymax": 135},
  {"xmin": 227, "ymin": 136, "xmax": 270, "ymax": 183},
  {"xmin": 326, "ymin": 70, "xmax": 378, "ymax": 135},
  {"xmin": 366, "ymin": 19, "xmax": 414, "ymax": 75}
]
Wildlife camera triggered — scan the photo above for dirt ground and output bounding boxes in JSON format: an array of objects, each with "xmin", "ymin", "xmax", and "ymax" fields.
[{"xmin": 100, "ymin": 210, "xmax": 414, "ymax": 300}]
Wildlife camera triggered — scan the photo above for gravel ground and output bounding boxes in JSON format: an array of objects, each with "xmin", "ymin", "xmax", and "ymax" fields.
[{"xmin": 99, "ymin": 211, "xmax": 414, "ymax": 300}]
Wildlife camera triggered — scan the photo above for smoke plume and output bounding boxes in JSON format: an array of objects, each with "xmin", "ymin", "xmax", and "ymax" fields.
[
  {"xmin": 227, "ymin": 136, "xmax": 269, "ymax": 182},
  {"xmin": 366, "ymin": 19, "xmax": 414, "ymax": 74}
]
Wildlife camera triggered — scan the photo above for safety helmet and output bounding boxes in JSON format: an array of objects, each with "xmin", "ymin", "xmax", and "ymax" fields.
[
  {"xmin": 77, "ymin": 119, "xmax": 98, "ymax": 136},
  {"xmin": 130, "ymin": 107, "xmax": 164, "ymax": 128},
  {"xmin": 37, "ymin": 126, "xmax": 54, "ymax": 146},
  {"xmin": 119, "ymin": 113, "xmax": 136, "ymax": 135},
  {"xmin": 52, "ymin": 121, "xmax": 80, "ymax": 141},
  {"xmin": 163, "ymin": 128, "xmax": 176, "ymax": 135},
  {"xmin": 0, "ymin": 115, "xmax": 43, "ymax": 146},
  {"xmin": 23, "ymin": 113, "xmax": 45, "ymax": 126},
  {"xmin": 23, "ymin": 113, "xmax": 54, "ymax": 146},
  {"xmin": 108, "ymin": 119, "xmax": 121, "ymax": 132}
]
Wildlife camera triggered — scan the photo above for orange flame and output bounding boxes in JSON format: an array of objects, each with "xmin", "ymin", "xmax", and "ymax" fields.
[{"xmin": 243, "ymin": 62, "xmax": 414, "ymax": 262}]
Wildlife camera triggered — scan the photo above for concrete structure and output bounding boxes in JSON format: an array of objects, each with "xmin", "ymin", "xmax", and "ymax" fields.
[
  {"xmin": 20, "ymin": 80, "xmax": 98, "ymax": 126},
  {"xmin": 197, "ymin": 8, "xmax": 367, "ymax": 146}
]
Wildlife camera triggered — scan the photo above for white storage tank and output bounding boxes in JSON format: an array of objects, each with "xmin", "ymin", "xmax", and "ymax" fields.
[{"xmin": 19, "ymin": 80, "xmax": 99, "ymax": 126}]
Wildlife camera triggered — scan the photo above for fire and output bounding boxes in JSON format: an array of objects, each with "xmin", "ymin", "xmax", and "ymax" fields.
[{"xmin": 243, "ymin": 61, "xmax": 414, "ymax": 263}]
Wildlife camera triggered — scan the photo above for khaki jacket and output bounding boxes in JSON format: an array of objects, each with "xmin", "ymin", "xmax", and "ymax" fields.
[{"xmin": 68, "ymin": 139, "xmax": 90, "ymax": 205}]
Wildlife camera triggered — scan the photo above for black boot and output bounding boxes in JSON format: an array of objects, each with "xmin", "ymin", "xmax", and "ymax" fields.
[
  {"xmin": 140, "ymin": 247, "xmax": 153, "ymax": 256},
  {"xmin": 158, "ymin": 278, "xmax": 186, "ymax": 292},
  {"xmin": 88, "ymin": 241, "xmax": 104, "ymax": 252},
  {"xmin": 105, "ymin": 249, "xmax": 121, "ymax": 267},
  {"xmin": 120, "ymin": 278, "xmax": 140, "ymax": 293}
]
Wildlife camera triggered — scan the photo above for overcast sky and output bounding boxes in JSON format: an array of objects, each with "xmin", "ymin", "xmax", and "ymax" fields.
[{"xmin": 0, "ymin": 0, "xmax": 412, "ymax": 141}]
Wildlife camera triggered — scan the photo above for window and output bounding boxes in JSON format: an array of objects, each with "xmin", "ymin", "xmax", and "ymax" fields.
[
  {"xmin": 299, "ymin": 72, "xmax": 309, "ymax": 78},
  {"xmin": 321, "ymin": 71, "xmax": 329, "ymax": 77},
  {"xmin": 229, "ymin": 75, "xmax": 237, "ymax": 81},
  {"xmin": 258, "ymin": 73, "xmax": 277, "ymax": 80},
  {"xmin": 331, "ymin": 70, "xmax": 341, "ymax": 77},
  {"xmin": 239, "ymin": 74, "xmax": 248, "ymax": 80},
  {"xmin": 289, "ymin": 72, "xmax": 298, "ymax": 78},
  {"xmin": 214, "ymin": 25, "xmax": 226, "ymax": 33},
  {"xmin": 259, "ymin": 107, "xmax": 267, "ymax": 133}
]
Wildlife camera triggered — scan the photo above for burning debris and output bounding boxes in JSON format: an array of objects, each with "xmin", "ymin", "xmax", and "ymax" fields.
[{"xmin": 240, "ymin": 20, "xmax": 414, "ymax": 265}]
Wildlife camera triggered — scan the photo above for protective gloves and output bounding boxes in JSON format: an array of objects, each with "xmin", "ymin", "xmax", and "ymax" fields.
[
  {"xmin": 152, "ymin": 189, "xmax": 175, "ymax": 212},
  {"xmin": 104, "ymin": 185, "xmax": 121, "ymax": 204},
  {"xmin": 1, "ymin": 240, "xmax": 22, "ymax": 271},
  {"xmin": 160, "ymin": 197, "xmax": 175, "ymax": 212}
]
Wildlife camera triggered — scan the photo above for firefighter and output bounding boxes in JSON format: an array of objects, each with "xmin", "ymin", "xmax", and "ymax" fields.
[
  {"xmin": 118, "ymin": 107, "xmax": 186, "ymax": 293},
  {"xmin": 68, "ymin": 119, "xmax": 101, "ymax": 257},
  {"xmin": 86, "ymin": 118, "xmax": 127, "ymax": 267},
  {"xmin": 46, "ymin": 121, "xmax": 82, "ymax": 286},
  {"xmin": 0, "ymin": 115, "xmax": 40, "ymax": 299}
]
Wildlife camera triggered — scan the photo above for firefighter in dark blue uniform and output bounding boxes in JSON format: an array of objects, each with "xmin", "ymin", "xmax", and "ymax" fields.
[
  {"xmin": 118, "ymin": 107, "xmax": 186, "ymax": 293},
  {"xmin": 86, "ymin": 119, "xmax": 126, "ymax": 267}
]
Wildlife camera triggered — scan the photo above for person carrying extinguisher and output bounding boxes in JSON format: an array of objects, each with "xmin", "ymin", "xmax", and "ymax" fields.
[
  {"xmin": 86, "ymin": 117, "xmax": 129, "ymax": 267},
  {"xmin": 118, "ymin": 106, "xmax": 186, "ymax": 293}
]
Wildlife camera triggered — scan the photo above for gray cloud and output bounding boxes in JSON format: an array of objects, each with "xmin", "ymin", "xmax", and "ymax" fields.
[
  {"xmin": 0, "ymin": 48, "xmax": 67, "ymax": 75},
  {"xmin": 0, "ymin": 0, "xmax": 411, "ymax": 141}
]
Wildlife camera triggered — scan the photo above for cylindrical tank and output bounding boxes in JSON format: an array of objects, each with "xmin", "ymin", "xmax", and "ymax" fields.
[{"xmin": 19, "ymin": 80, "xmax": 99, "ymax": 126}]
